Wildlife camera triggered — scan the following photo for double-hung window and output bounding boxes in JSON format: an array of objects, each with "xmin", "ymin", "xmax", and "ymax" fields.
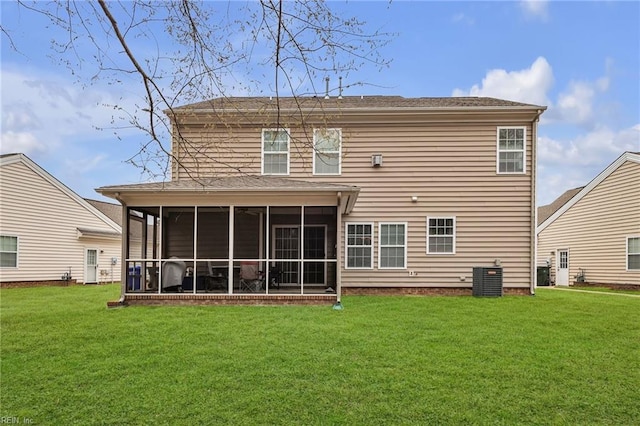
[
  {"xmin": 262, "ymin": 129, "xmax": 290, "ymax": 175},
  {"xmin": 427, "ymin": 217, "xmax": 456, "ymax": 254},
  {"xmin": 628, "ymin": 237, "xmax": 640, "ymax": 270},
  {"xmin": 497, "ymin": 127, "xmax": 526, "ymax": 174},
  {"xmin": 379, "ymin": 223, "xmax": 407, "ymax": 269},
  {"xmin": 346, "ymin": 223, "xmax": 373, "ymax": 269},
  {"xmin": 313, "ymin": 128, "xmax": 341, "ymax": 175},
  {"xmin": 0, "ymin": 235, "xmax": 18, "ymax": 268}
]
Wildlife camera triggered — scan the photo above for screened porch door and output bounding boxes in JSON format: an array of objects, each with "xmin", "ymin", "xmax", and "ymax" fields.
[{"xmin": 273, "ymin": 226, "xmax": 326, "ymax": 286}]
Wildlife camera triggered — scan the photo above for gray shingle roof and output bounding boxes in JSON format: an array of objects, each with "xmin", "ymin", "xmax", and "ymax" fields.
[
  {"xmin": 85, "ymin": 199, "xmax": 122, "ymax": 226},
  {"xmin": 537, "ymin": 187, "xmax": 584, "ymax": 225},
  {"xmin": 173, "ymin": 95, "xmax": 545, "ymax": 112},
  {"xmin": 96, "ymin": 175, "xmax": 359, "ymax": 194}
]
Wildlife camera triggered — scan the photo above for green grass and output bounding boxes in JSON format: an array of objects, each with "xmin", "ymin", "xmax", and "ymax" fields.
[
  {"xmin": 1, "ymin": 285, "xmax": 639, "ymax": 425},
  {"xmin": 567, "ymin": 285, "xmax": 640, "ymax": 295}
]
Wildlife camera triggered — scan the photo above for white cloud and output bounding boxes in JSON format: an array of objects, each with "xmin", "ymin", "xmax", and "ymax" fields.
[
  {"xmin": 539, "ymin": 125, "xmax": 639, "ymax": 166},
  {"xmin": 537, "ymin": 124, "xmax": 640, "ymax": 204},
  {"xmin": 452, "ymin": 56, "xmax": 554, "ymax": 106},
  {"xmin": 520, "ymin": 0, "xmax": 549, "ymax": 21},
  {"xmin": 549, "ymin": 77, "xmax": 610, "ymax": 127},
  {"xmin": 0, "ymin": 131, "xmax": 47, "ymax": 156},
  {"xmin": 0, "ymin": 66, "xmax": 139, "ymax": 155}
]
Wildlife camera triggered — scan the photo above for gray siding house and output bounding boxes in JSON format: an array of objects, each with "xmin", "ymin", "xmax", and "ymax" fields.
[{"xmin": 97, "ymin": 96, "xmax": 546, "ymax": 305}]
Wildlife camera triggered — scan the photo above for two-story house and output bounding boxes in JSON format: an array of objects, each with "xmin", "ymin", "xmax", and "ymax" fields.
[{"xmin": 97, "ymin": 96, "xmax": 546, "ymax": 305}]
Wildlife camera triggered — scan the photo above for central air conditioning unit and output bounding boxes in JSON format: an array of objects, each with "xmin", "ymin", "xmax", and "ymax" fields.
[{"xmin": 472, "ymin": 267, "xmax": 503, "ymax": 297}]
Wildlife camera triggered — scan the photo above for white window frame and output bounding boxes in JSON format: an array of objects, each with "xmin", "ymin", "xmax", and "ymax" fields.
[
  {"xmin": 0, "ymin": 235, "xmax": 19, "ymax": 268},
  {"xmin": 627, "ymin": 236, "xmax": 640, "ymax": 271},
  {"xmin": 426, "ymin": 216, "xmax": 456, "ymax": 255},
  {"xmin": 496, "ymin": 126, "xmax": 526, "ymax": 174},
  {"xmin": 261, "ymin": 128, "xmax": 290, "ymax": 175},
  {"xmin": 313, "ymin": 128, "xmax": 342, "ymax": 175},
  {"xmin": 345, "ymin": 223, "xmax": 373, "ymax": 269},
  {"xmin": 378, "ymin": 222, "xmax": 407, "ymax": 269}
]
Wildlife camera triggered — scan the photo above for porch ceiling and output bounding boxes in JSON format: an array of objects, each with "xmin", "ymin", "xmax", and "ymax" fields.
[{"xmin": 96, "ymin": 176, "xmax": 360, "ymax": 214}]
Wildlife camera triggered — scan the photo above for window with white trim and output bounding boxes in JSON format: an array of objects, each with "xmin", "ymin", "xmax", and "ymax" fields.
[
  {"xmin": 497, "ymin": 127, "xmax": 526, "ymax": 174},
  {"xmin": 628, "ymin": 237, "xmax": 640, "ymax": 270},
  {"xmin": 313, "ymin": 128, "xmax": 341, "ymax": 175},
  {"xmin": 427, "ymin": 217, "xmax": 456, "ymax": 254},
  {"xmin": 346, "ymin": 223, "xmax": 373, "ymax": 269},
  {"xmin": 379, "ymin": 223, "xmax": 407, "ymax": 269},
  {"xmin": 262, "ymin": 129, "xmax": 290, "ymax": 175},
  {"xmin": 0, "ymin": 235, "xmax": 18, "ymax": 268}
]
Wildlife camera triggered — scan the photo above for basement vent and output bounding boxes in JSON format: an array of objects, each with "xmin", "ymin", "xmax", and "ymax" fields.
[{"xmin": 472, "ymin": 267, "xmax": 503, "ymax": 297}]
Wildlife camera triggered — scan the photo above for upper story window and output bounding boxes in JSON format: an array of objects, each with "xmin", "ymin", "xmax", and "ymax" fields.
[
  {"xmin": 628, "ymin": 237, "xmax": 640, "ymax": 270},
  {"xmin": 497, "ymin": 127, "xmax": 526, "ymax": 174},
  {"xmin": 346, "ymin": 223, "xmax": 373, "ymax": 269},
  {"xmin": 313, "ymin": 128, "xmax": 341, "ymax": 175},
  {"xmin": 0, "ymin": 235, "xmax": 18, "ymax": 268},
  {"xmin": 427, "ymin": 217, "xmax": 456, "ymax": 254},
  {"xmin": 262, "ymin": 129, "xmax": 290, "ymax": 175}
]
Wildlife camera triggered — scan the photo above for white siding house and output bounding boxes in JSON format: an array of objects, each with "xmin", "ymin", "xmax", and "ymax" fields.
[
  {"xmin": 537, "ymin": 152, "xmax": 640, "ymax": 287},
  {"xmin": 0, "ymin": 154, "xmax": 122, "ymax": 285}
]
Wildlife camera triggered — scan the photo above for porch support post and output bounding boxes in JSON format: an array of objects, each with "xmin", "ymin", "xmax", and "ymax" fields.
[
  {"xmin": 336, "ymin": 192, "xmax": 342, "ymax": 302},
  {"xmin": 300, "ymin": 205, "xmax": 305, "ymax": 295},
  {"xmin": 115, "ymin": 193, "xmax": 127, "ymax": 302},
  {"xmin": 228, "ymin": 205, "xmax": 234, "ymax": 295}
]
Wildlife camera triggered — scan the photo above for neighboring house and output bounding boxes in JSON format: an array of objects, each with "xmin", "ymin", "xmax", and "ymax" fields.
[
  {"xmin": 0, "ymin": 153, "xmax": 122, "ymax": 286},
  {"xmin": 537, "ymin": 152, "xmax": 640, "ymax": 287},
  {"xmin": 97, "ymin": 95, "xmax": 546, "ymax": 305}
]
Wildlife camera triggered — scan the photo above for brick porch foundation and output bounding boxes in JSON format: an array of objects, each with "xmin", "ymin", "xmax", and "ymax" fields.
[{"xmin": 117, "ymin": 293, "xmax": 338, "ymax": 306}]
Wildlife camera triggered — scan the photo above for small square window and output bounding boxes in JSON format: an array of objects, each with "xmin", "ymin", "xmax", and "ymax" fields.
[{"xmin": 427, "ymin": 217, "xmax": 456, "ymax": 254}]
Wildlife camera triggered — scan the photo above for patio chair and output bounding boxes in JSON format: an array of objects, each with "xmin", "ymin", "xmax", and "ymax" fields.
[
  {"xmin": 239, "ymin": 261, "xmax": 263, "ymax": 293},
  {"xmin": 205, "ymin": 261, "xmax": 227, "ymax": 291}
]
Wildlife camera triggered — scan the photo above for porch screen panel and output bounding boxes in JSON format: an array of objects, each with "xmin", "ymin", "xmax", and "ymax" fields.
[
  {"xmin": 275, "ymin": 227, "xmax": 300, "ymax": 285},
  {"xmin": 197, "ymin": 207, "xmax": 229, "ymax": 260},
  {"xmin": 233, "ymin": 207, "xmax": 265, "ymax": 260},
  {"xmin": 303, "ymin": 226, "xmax": 326, "ymax": 284},
  {"xmin": 163, "ymin": 207, "xmax": 195, "ymax": 258}
]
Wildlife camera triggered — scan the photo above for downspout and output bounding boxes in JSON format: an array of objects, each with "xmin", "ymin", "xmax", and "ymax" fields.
[
  {"xmin": 115, "ymin": 192, "xmax": 127, "ymax": 304},
  {"xmin": 530, "ymin": 110, "xmax": 543, "ymax": 296}
]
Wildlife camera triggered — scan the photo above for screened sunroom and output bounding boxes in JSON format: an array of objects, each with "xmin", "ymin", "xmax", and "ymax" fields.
[{"xmin": 97, "ymin": 177, "xmax": 359, "ymax": 304}]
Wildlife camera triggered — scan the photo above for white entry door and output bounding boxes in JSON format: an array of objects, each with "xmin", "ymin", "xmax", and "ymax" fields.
[
  {"xmin": 85, "ymin": 249, "xmax": 98, "ymax": 283},
  {"xmin": 556, "ymin": 249, "xmax": 569, "ymax": 286}
]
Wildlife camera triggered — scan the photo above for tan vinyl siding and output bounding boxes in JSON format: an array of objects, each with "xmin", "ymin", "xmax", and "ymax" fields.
[
  {"xmin": 537, "ymin": 160, "xmax": 640, "ymax": 285},
  {"xmin": 172, "ymin": 115, "xmax": 535, "ymax": 289},
  {"xmin": 0, "ymin": 161, "xmax": 122, "ymax": 283}
]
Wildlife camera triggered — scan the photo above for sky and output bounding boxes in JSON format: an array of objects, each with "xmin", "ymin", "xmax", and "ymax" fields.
[{"xmin": 1, "ymin": 0, "xmax": 639, "ymax": 206}]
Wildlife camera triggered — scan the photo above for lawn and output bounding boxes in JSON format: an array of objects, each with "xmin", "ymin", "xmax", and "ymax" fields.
[{"xmin": 1, "ymin": 285, "xmax": 639, "ymax": 425}]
